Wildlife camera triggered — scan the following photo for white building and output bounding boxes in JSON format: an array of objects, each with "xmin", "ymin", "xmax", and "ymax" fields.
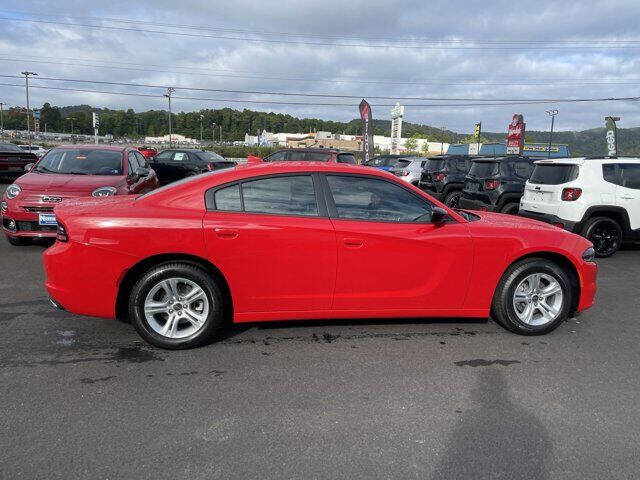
[{"xmin": 145, "ymin": 133, "xmax": 198, "ymax": 144}]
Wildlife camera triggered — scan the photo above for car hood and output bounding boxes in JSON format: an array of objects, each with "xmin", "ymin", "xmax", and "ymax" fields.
[
  {"xmin": 16, "ymin": 173, "xmax": 125, "ymax": 194},
  {"xmin": 468, "ymin": 211, "xmax": 561, "ymax": 232}
]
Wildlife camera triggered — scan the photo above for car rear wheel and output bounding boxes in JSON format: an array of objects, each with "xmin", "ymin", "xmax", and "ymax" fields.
[
  {"xmin": 580, "ymin": 216, "xmax": 622, "ymax": 258},
  {"xmin": 491, "ymin": 258, "xmax": 573, "ymax": 335},
  {"xmin": 5, "ymin": 235, "xmax": 30, "ymax": 246},
  {"xmin": 444, "ymin": 191, "xmax": 462, "ymax": 208},
  {"xmin": 500, "ymin": 202, "xmax": 519, "ymax": 215},
  {"xmin": 129, "ymin": 263, "xmax": 225, "ymax": 349}
]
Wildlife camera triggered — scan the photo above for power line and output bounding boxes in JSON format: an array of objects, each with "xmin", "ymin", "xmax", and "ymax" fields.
[
  {"xmin": 3, "ymin": 17, "xmax": 640, "ymax": 51},
  {"xmin": 2, "ymin": 74, "xmax": 639, "ymax": 103},
  {"xmin": 0, "ymin": 81, "xmax": 638, "ymax": 108},
  {"xmin": 3, "ymin": 10, "xmax": 640, "ymax": 47}
]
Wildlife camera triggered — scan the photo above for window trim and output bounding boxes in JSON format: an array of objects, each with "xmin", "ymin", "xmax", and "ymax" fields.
[
  {"xmin": 205, "ymin": 172, "xmax": 328, "ymax": 218},
  {"xmin": 320, "ymin": 172, "xmax": 444, "ymax": 224}
]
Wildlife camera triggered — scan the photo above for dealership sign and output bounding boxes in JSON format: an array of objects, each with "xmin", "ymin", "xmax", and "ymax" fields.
[
  {"xmin": 506, "ymin": 114, "xmax": 525, "ymax": 155},
  {"xmin": 359, "ymin": 99, "xmax": 374, "ymax": 164},
  {"xmin": 605, "ymin": 116, "xmax": 619, "ymax": 157}
]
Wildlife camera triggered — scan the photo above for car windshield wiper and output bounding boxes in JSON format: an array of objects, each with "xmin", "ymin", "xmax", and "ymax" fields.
[{"xmin": 34, "ymin": 166, "xmax": 57, "ymax": 173}]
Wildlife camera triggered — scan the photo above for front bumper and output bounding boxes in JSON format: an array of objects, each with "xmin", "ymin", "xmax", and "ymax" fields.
[
  {"xmin": 518, "ymin": 210, "xmax": 580, "ymax": 233},
  {"xmin": 458, "ymin": 196, "xmax": 498, "ymax": 212},
  {"xmin": 577, "ymin": 261, "xmax": 598, "ymax": 312}
]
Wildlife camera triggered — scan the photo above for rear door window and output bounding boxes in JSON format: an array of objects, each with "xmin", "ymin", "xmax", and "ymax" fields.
[
  {"xmin": 469, "ymin": 161, "xmax": 499, "ymax": 177},
  {"xmin": 214, "ymin": 184, "xmax": 242, "ymax": 211},
  {"xmin": 242, "ymin": 175, "xmax": 318, "ymax": 216},
  {"xmin": 530, "ymin": 164, "xmax": 579, "ymax": 185}
]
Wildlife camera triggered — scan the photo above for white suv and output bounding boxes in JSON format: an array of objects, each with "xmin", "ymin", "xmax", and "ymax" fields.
[
  {"xmin": 519, "ymin": 157, "xmax": 640, "ymax": 257},
  {"xmin": 389, "ymin": 157, "xmax": 428, "ymax": 186}
]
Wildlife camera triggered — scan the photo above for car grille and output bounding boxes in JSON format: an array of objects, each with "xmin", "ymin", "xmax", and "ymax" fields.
[
  {"xmin": 23, "ymin": 206, "xmax": 55, "ymax": 213},
  {"xmin": 16, "ymin": 221, "xmax": 57, "ymax": 232}
]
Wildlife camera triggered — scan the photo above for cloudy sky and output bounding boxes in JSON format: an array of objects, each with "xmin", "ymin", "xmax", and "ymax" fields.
[{"xmin": 1, "ymin": 0, "xmax": 640, "ymax": 133}]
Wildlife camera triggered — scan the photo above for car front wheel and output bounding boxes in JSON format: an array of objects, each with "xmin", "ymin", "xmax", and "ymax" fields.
[
  {"xmin": 129, "ymin": 263, "xmax": 225, "ymax": 349},
  {"xmin": 491, "ymin": 258, "xmax": 573, "ymax": 335}
]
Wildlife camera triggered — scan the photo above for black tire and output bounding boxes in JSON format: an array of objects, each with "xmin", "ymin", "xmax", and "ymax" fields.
[
  {"xmin": 129, "ymin": 262, "xmax": 225, "ymax": 349},
  {"xmin": 580, "ymin": 216, "xmax": 622, "ymax": 258},
  {"xmin": 444, "ymin": 190, "xmax": 463, "ymax": 208},
  {"xmin": 5, "ymin": 235, "xmax": 30, "ymax": 246},
  {"xmin": 491, "ymin": 258, "xmax": 573, "ymax": 335},
  {"xmin": 500, "ymin": 202, "xmax": 519, "ymax": 215}
]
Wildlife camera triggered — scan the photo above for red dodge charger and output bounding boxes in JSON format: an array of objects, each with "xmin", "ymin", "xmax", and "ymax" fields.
[{"xmin": 43, "ymin": 162, "xmax": 597, "ymax": 349}]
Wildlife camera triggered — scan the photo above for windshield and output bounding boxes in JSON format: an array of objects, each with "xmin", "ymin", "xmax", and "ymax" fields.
[
  {"xmin": 529, "ymin": 164, "xmax": 579, "ymax": 185},
  {"xmin": 0, "ymin": 143, "xmax": 24, "ymax": 153},
  {"xmin": 35, "ymin": 148, "xmax": 124, "ymax": 175},
  {"xmin": 195, "ymin": 151, "xmax": 225, "ymax": 161},
  {"xmin": 469, "ymin": 161, "xmax": 499, "ymax": 178},
  {"xmin": 424, "ymin": 159, "xmax": 445, "ymax": 172}
]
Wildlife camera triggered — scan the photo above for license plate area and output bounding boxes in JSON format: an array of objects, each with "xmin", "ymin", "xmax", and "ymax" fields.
[{"xmin": 38, "ymin": 213, "xmax": 58, "ymax": 226}]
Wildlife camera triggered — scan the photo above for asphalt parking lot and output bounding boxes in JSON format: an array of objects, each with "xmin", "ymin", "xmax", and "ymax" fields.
[{"xmin": 1, "ymin": 185, "xmax": 640, "ymax": 479}]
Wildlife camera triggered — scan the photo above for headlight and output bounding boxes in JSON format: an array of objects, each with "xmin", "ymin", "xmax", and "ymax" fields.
[
  {"xmin": 92, "ymin": 186, "xmax": 117, "ymax": 197},
  {"xmin": 6, "ymin": 184, "xmax": 21, "ymax": 199},
  {"xmin": 582, "ymin": 247, "xmax": 596, "ymax": 262}
]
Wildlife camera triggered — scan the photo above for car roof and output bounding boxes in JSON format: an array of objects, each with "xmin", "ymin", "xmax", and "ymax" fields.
[
  {"xmin": 534, "ymin": 156, "xmax": 640, "ymax": 166},
  {"xmin": 472, "ymin": 155, "xmax": 533, "ymax": 162},
  {"xmin": 51, "ymin": 144, "xmax": 126, "ymax": 152},
  {"xmin": 276, "ymin": 147, "xmax": 343, "ymax": 153}
]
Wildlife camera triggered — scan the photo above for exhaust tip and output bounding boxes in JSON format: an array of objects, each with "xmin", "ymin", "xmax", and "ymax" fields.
[{"xmin": 49, "ymin": 297, "xmax": 64, "ymax": 310}]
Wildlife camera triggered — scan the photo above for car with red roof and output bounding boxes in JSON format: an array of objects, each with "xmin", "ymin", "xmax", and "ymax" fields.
[
  {"xmin": 2, "ymin": 145, "xmax": 159, "ymax": 245},
  {"xmin": 43, "ymin": 161, "xmax": 597, "ymax": 349}
]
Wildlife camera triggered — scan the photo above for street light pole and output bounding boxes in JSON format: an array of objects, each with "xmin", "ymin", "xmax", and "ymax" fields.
[
  {"xmin": 0, "ymin": 102, "xmax": 5, "ymax": 137},
  {"xmin": 212, "ymin": 122, "xmax": 216, "ymax": 142},
  {"xmin": 164, "ymin": 87, "xmax": 175, "ymax": 147},
  {"xmin": 199, "ymin": 114, "xmax": 204, "ymax": 143},
  {"xmin": 67, "ymin": 117, "xmax": 74, "ymax": 136},
  {"xmin": 440, "ymin": 126, "xmax": 446, "ymax": 154},
  {"xmin": 219, "ymin": 125, "xmax": 222, "ymax": 143},
  {"xmin": 21, "ymin": 71, "xmax": 38, "ymax": 150},
  {"xmin": 546, "ymin": 109, "xmax": 558, "ymax": 159}
]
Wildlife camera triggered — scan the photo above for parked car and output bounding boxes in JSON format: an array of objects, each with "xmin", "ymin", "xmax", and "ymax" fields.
[
  {"xmin": 519, "ymin": 157, "xmax": 640, "ymax": 257},
  {"xmin": 151, "ymin": 149, "xmax": 235, "ymax": 185},
  {"xmin": 0, "ymin": 142, "xmax": 38, "ymax": 180},
  {"xmin": 2, "ymin": 145, "xmax": 159, "ymax": 246},
  {"xmin": 263, "ymin": 148, "xmax": 357, "ymax": 164},
  {"xmin": 389, "ymin": 157, "xmax": 428, "ymax": 186},
  {"xmin": 138, "ymin": 146, "xmax": 158, "ymax": 159},
  {"xmin": 17, "ymin": 144, "xmax": 48, "ymax": 158},
  {"xmin": 418, "ymin": 155, "xmax": 475, "ymax": 207},
  {"xmin": 43, "ymin": 162, "xmax": 596, "ymax": 349},
  {"xmin": 458, "ymin": 156, "xmax": 536, "ymax": 215},
  {"xmin": 364, "ymin": 154, "xmax": 409, "ymax": 171}
]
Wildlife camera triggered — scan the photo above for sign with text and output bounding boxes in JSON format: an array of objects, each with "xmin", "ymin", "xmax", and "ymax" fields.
[
  {"xmin": 506, "ymin": 114, "xmax": 525, "ymax": 155},
  {"xmin": 469, "ymin": 122, "xmax": 481, "ymax": 155},
  {"xmin": 605, "ymin": 116, "xmax": 619, "ymax": 157},
  {"xmin": 359, "ymin": 99, "xmax": 374, "ymax": 164}
]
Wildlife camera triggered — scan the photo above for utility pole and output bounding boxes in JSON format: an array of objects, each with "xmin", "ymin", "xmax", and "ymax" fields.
[
  {"xmin": 199, "ymin": 114, "xmax": 204, "ymax": 143},
  {"xmin": 67, "ymin": 117, "xmax": 74, "ymax": 136},
  {"xmin": 219, "ymin": 125, "xmax": 222, "ymax": 143},
  {"xmin": 0, "ymin": 102, "xmax": 5, "ymax": 137},
  {"xmin": 163, "ymin": 87, "xmax": 175, "ymax": 147},
  {"xmin": 21, "ymin": 71, "xmax": 38, "ymax": 150},
  {"xmin": 212, "ymin": 122, "xmax": 216, "ymax": 142},
  {"xmin": 546, "ymin": 109, "xmax": 558, "ymax": 159},
  {"xmin": 440, "ymin": 126, "xmax": 446, "ymax": 154}
]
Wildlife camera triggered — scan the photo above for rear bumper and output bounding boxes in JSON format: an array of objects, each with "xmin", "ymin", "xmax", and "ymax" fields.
[
  {"xmin": 518, "ymin": 210, "xmax": 580, "ymax": 233},
  {"xmin": 458, "ymin": 196, "xmax": 498, "ymax": 212}
]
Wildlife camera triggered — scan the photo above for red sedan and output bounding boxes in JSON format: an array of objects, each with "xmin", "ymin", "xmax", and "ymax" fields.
[
  {"xmin": 43, "ymin": 162, "xmax": 597, "ymax": 349},
  {"xmin": 2, "ymin": 145, "xmax": 159, "ymax": 245}
]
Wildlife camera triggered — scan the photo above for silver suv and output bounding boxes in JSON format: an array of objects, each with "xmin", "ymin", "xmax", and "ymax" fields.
[{"xmin": 389, "ymin": 157, "xmax": 428, "ymax": 186}]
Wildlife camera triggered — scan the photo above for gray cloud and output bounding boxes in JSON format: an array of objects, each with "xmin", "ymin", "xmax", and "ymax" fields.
[{"xmin": 1, "ymin": 0, "xmax": 640, "ymax": 133}]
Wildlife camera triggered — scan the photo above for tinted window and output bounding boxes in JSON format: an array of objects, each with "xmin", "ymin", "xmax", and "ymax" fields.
[
  {"xmin": 619, "ymin": 164, "xmax": 640, "ymax": 189},
  {"xmin": 266, "ymin": 151, "xmax": 287, "ymax": 161},
  {"xmin": 155, "ymin": 151, "xmax": 173, "ymax": 161},
  {"xmin": 34, "ymin": 148, "xmax": 123, "ymax": 175},
  {"xmin": 127, "ymin": 153, "xmax": 138, "ymax": 175},
  {"xmin": 530, "ymin": 165, "xmax": 579, "ymax": 185},
  {"xmin": 214, "ymin": 184, "xmax": 242, "ymax": 211},
  {"xmin": 396, "ymin": 159, "xmax": 411, "ymax": 168},
  {"xmin": 195, "ymin": 151, "xmax": 225, "ymax": 162},
  {"xmin": 242, "ymin": 176, "xmax": 318, "ymax": 216},
  {"xmin": 0, "ymin": 143, "xmax": 23, "ymax": 152},
  {"xmin": 469, "ymin": 161, "xmax": 499, "ymax": 177},
  {"xmin": 134, "ymin": 151, "xmax": 147, "ymax": 167},
  {"xmin": 337, "ymin": 153, "xmax": 357, "ymax": 164},
  {"xmin": 424, "ymin": 159, "xmax": 445, "ymax": 172},
  {"xmin": 327, "ymin": 175, "xmax": 432, "ymax": 222},
  {"xmin": 450, "ymin": 158, "xmax": 472, "ymax": 173},
  {"xmin": 366, "ymin": 156, "xmax": 387, "ymax": 167},
  {"xmin": 512, "ymin": 161, "xmax": 535, "ymax": 179}
]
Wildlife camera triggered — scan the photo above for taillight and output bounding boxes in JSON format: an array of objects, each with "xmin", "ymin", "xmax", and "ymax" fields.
[
  {"xmin": 434, "ymin": 173, "xmax": 445, "ymax": 182},
  {"xmin": 485, "ymin": 179, "xmax": 500, "ymax": 190},
  {"xmin": 562, "ymin": 188, "xmax": 582, "ymax": 201},
  {"xmin": 56, "ymin": 223, "xmax": 68, "ymax": 242}
]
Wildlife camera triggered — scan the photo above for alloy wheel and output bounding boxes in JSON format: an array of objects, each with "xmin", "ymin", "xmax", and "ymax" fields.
[
  {"xmin": 143, "ymin": 277, "xmax": 210, "ymax": 339},
  {"xmin": 512, "ymin": 273, "xmax": 564, "ymax": 326},
  {"xmin": 589, "ymin": 221, "xmax": 621, "ymax": 257}
]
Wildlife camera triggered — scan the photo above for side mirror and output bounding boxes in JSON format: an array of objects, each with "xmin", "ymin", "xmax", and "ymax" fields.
[
  {"xmin": 247, "ymin": 155, "xmax": 263, "ymax": 164},
  {"xmin": 24, "ymin": 163, "xmax": 35, "ymax": 172},
  {"xmin": 134, "ymin": 167, "xmax": 150, "ymax": 179},
  {"xmin": 431, "ymin": 207, "xmax": 448, "ymax": 224}
]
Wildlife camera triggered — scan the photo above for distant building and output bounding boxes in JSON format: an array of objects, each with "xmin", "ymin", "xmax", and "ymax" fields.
[
  {"xmin": 446, "ymin": 142, "xmax": 571, "ymax": 158},
  {"xmin": 145, "ymin": 133, "xmax": 198, "ymax": 144}
]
